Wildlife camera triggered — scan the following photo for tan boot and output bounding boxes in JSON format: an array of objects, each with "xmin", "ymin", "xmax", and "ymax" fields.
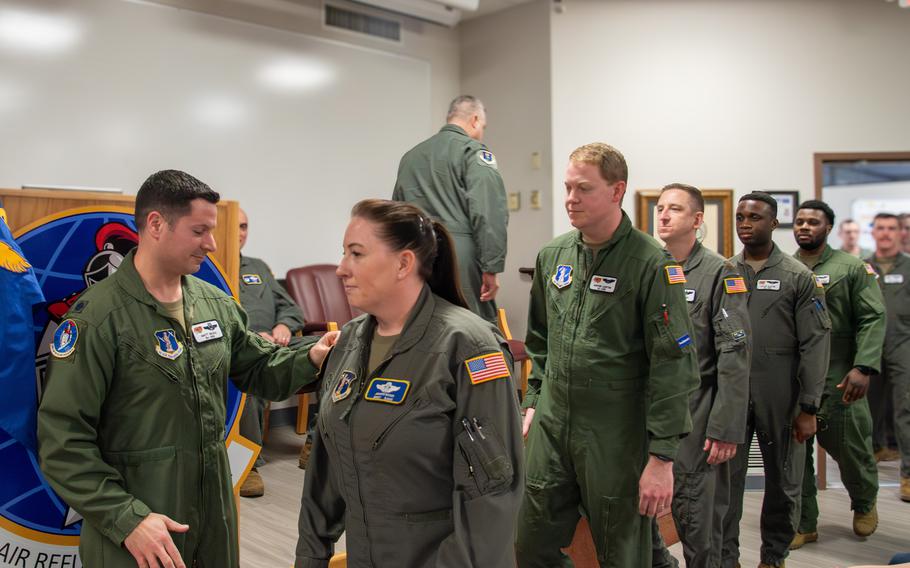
[
  {"xmin": 902, "ymin": 477, "xmax": 910, "ymax": 503},
  {"xmin": 298, "ymin": 438, "xmax": 313, "ymax": 470},
  {"xmin": 240, "ymin": 468, "xmax": 265, "ymax": 498},
  {"xmin": 875, "ymin": 447, "xmax": 900, "ymax": 462},
  {"xmin": 789, "ymin": 531, "xmax": 817, "ymax": 550},
  {"xmin": 853, "ymin": 505, "xmax": 878, "ymax": 536}
]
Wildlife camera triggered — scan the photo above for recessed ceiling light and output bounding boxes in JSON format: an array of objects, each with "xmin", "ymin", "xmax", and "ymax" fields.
[
  {"xmin": 258, "ymin": 58, "xmax": 334, "ymax": 93},
  {"xmin": 0, "ymin": 8, "xmax": 82, "ymax": 55}
]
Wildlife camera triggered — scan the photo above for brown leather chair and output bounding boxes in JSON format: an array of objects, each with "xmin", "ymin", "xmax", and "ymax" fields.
[
  {"xmin": 496, "ymin": 308, "xmax": 531, "ymax": 399},
  {"xmin": 283, "ymin": 264, "xmax": 359, "ymax": 434}
]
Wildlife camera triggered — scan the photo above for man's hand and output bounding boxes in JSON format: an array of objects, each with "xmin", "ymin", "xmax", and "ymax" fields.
[
  {"xmin": 521, "ymin": 408, "xmax": 536, "ymax": 439},
  {"xmin": 792, "ymin": 411, "xmax": 817, "ymax": 443},
  {"xmin": 838, "ymin": 368, "xmax": 870, "ymax": 404},
  {"xmin": 123, "ymin": 513, "xmax": 189, "ymax": 568},
  {"xmin": 308, "ymin": 331, "xmax": 340, "ymax": 368},
  {"xmin": 479, "ymin": 272, "xmax": 500, "ymax": 302},
  {"xmin": 271, "ymin": 324, "xmax": 292, "ymax": 347},
  {"xmin": 638, "ymin": 455, "xmax": 673, "ymax": 517},
  {"xmin": 703, "ymin": 438, "xmax": 737, "ymax": 465}
]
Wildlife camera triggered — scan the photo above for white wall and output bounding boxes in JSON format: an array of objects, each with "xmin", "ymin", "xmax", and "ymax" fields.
[
  {"xmin": 460, "ymin": 0, "xmax": 552, "ymax": 339},
  {"xmin": 549, "ymin": 0, "xmax": 910, "ymax": 256}
]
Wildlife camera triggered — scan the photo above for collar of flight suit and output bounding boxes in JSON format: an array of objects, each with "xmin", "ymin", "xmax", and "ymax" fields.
[
  {"xmin": 115, "ymin": 249, "xmax": 202, "ymax": 314},
  {"xmin": 732, "ymin": 240, "xmax": 786, "ymax": 275},
  {"xmin": 439, "ymin": 123, "xmax": 470, "ymax": 138},
  {"xmin": 681, "ymin": 239, "xmax": 706, "ymax": 273},
  {"xmin": 350, "ymin": 284, "xmax": 437, "ymax": 361},
  {"xmin": 792, "ymin": 243, "xmax": 835, "ymax": 270},
  {"xmin": 571, "ymin": 211, "xmax": 634, "ymax": 256}
]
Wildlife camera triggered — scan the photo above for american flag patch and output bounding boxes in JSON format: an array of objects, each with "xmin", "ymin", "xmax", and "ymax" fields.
[
  {"xmin": 465, "ymin": 352, "xmax": 510, "ymax": 385},
  {"xmin": 724, "ymin": 277, "xmax": 748, "ymax": 294},
  {"xmin": 665, "ymin": 265, "xmax": 687, "ymax": 285},
  {"xmin": 864, "ymin": 263, "xmax": 877, "ymax": 277}
]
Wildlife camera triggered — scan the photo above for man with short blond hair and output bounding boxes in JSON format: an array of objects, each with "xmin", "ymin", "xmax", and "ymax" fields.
[{"xmin": 838, "ymin": 218, "xmax": 873, "ymax": 259}]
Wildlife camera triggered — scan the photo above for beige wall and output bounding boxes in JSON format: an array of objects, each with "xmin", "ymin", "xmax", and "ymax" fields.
[
  {"xmin": 550, "ymin": 0, "xmax": 910, "ymax": 254},
  {"xmin": 460, "ymin": 0, "xmax": 553, "ymax": 339}
]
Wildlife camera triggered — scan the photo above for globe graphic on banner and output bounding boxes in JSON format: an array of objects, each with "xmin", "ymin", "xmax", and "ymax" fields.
[{"xmin": 0, "ymin": 208, "xmax": 245, "ymax": 561}]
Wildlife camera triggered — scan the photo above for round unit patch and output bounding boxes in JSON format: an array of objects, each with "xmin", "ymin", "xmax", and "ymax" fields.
[{"xmin": 50, "ymin": 319, "xmax": 78, "ymax": 358}]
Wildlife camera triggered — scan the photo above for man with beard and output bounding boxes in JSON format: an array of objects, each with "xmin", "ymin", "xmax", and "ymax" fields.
[
  {"xmin": 866, "ymin": 213, "xmax": 910, "ymax": 502},
  {"xmin": 789, "ymin": 200, "xmax": 885, "ymax": 548},
  {"xmin": 722, "ymin": 192, "xmax": 831, "ymax": 568}
]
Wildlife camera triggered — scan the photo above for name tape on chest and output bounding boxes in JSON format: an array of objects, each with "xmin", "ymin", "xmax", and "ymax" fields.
[
  {"xmin": 756, "ymin": 279, "xmax": 781, "ymax": 291},
  {"xmin": 684, "ymin": 289, "xmax": 696, "ymax": 303},
  {"xmin": 364, "ymin": 378, "xmax": 410, "ymax": 404},
  {"xmin": 552, "ymin": 265, "xmax": 573, "ymax": 289},
  {"xmin": 154, "ymin": 329, "xmax": 184, "ymax": 360},
  {"xmin": 241, "ymin": 274, "xmax": 262, "ymax": 285},
  {"xmin": 723, "ymin": 277, "xmax": 747, "ymax": 294},
  {"xmin": 665, "ymin": 265, "xmax": 687, "ymax": 285},
  {"xmin": 884, "ymin": 273, "xmax": 905, "ymax": 285},
  {"xmin": 815, "ymin": 274, "xmax": 830, "ymax": 286},
  {"xmin": 590, "ymin": 275, "xmax": 617, "ymax": 293},
  {"xmin": 51, "ymin": 319, "xmax": 79, "ymax": 358},
  {"xmin": 191, "ymin": 320, "xmax": 223, "ymax": 343},
  {"xmin": 332, "ymin": 370, "xmax": 356, "ymax": 403},
  {"xmin": 465, "ymin": 352, "xmax": 510, "ymax": 385}
]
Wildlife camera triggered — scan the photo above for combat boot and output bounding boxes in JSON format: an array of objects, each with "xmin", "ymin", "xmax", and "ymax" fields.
[
  {"xmin": 853, "ymin": 505, "xmax": 878, "ymax": 536},
  {"xmin": 298, "ymin": 438, "xmax": 313, "ymax": 469},
  {"xmin": 875, "ymin": 447, "xmax": 900, "ymax": 462},
  {"xmin": 240, "ymin": 468, "xmax": 265, "ymax": 498},
  {"xmin": 902, "ymin": 477, "xmax": 910, "ymax": 503},
  {"xmin": 789, "ymin": 531, "xmax": 817, "ymax": 549}
]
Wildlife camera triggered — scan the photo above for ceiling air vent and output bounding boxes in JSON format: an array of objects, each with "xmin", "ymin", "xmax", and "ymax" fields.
[{"xmin": 325, "ymin": 4, "xmax": 402, "ymax": 42}]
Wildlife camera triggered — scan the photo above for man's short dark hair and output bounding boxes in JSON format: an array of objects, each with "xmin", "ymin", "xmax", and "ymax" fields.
[
  {"xmin": 873, "ymin": 212, "xmax": 900, "ymax": 224},
  {"xmin": 661, "ymin": 183, "xmax": 705, "ymax": 213},
  {"xmin": 739, "ymin": 191, "xmax": 778, "ymax": 218},
  {"xmin": 135, "ymin": 170, "xmax": 220, "ymax": 231},
  {"xmin": 797, "ymin": 199, "xmax": 835, "ymax": 225}
]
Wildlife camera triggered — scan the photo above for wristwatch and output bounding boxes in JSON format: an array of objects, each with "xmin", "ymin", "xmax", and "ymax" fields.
[
  {"xmin": 799, "ymin": 403, "xmax": 818, "ymax": 416},
  {"xmin": 651, "ymin": 453, "xmax": 673, "ymax": 463},
  {"xmin": 854, "ymin": 365, "xmax": 875, "ymax": 376}
]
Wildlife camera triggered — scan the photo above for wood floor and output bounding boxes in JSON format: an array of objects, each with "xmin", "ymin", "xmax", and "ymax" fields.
[{"xmin": 239, "ymin": 425, "xmax": 909, "ymax": 568}]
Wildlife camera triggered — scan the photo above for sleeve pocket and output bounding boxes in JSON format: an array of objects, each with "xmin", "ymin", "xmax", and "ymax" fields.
[{"xmin": 455, "ymin": 418, "xmax": 514, "ymax": 499}]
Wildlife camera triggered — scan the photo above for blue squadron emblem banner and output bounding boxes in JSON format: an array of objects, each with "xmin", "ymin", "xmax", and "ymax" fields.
[
  {"xmin": 154, "ymin": 329, "xmax": 184, "ymax": 360},
  {"xmin": 333, "ymin": 370, "xmax": 356, "ymax": 403},
  {"xmin": 552, "ymin": 264, "xmax": 573, "ymax": 289}
]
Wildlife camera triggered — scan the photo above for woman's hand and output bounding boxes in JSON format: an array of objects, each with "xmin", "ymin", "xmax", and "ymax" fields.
[{"xmin": 308, "ymin": 331, "xmax": 340, "ymax": 368}]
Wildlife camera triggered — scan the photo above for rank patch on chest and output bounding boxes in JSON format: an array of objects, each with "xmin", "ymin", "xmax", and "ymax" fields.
[
  {"xmin": 723, "ymin": 277, "xmax": 747, "ymax": 294},
  {"xmin": 756, "ymin": 279, "xmax": 781, "ymax": 291},
  {"xmin": 884, "ymin": 273, "xmax": 904, "ymax": 285},
  {"xmin": 191, "ymin": 320, "xmax": 223, "ymax": 343},
  {"xmin": 589, "ymin": 275, "xmax": 617, "ymax": 293},
  {"xmin": 154, "ymin": 329, "xmax": 184, "ymax": 360},
  {"xmin": 665, "ymin": 265, "xmax": 687, "ymax": 285},
  {"xmin": 332, "ymin": 370, "xmax": 356, "ymax": 403},
  {"xmin": 685, "ymin": 289, "xmax": 696, "ymax": 303},
  {"xmin": 242, "ymin": 274, "xmax": 262, "ymax": 285},
  {"xmin": 551, "ymin": 265, "xmax": 573, "ymax": 289},
  {"xmin": 864, "ymin": 263, "xmax": 877, "ymax": 277},
  {"xmin": 364, "ymin": 378, "xmax": 410, "ymax": 405},
  {"xmin": 465, "ymin": 352, "xmax": 510, "ymax": 384},
  {"xmin": 51, "ymin": 319, "xmax": 78, "ymax": 358},
  {"xmin": 815, "ymin": 274, "xmax": 830, "ymax": 286}
]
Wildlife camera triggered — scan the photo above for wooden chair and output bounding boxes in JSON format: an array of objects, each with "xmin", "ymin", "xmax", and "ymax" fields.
[{"xmin": 496, "ymin": 308, "xmax": 531, "ymax": 398}]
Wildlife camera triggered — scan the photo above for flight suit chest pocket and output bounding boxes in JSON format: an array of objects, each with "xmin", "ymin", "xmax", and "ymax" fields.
[
  {"xmin": 714, "ymin": 313, "xmax": 748, "ymax": 353},
  {"xmin": 546, "ymin": 277, "xmax": 573, "ymax": 318},
  {"xmin": 193, "ymin": 336, "xmax": 228, "ymax": 375},
  {"xmin": 455, "ymin": 417, "xmax": 513, "ymax": 499},
  {"xmin": 121, "ymin": 338, "xmax": 181, "ymax": 384},
  {"xmin": 588, "ymin": 287, "xmax": 633, "ymax": 324}
]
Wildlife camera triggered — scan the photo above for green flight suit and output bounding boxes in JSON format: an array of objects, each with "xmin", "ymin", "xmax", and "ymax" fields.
[
  {"xmin": 238, "ymin": 254, "xmax": 306, "ymax": 465},
  {"xmin": 37, "ymin": 251, "xmax": 320, "ymax": 567},
  {"xmin": 516, "ymin": 213, "xmax": 700, "ymax": 568},
  {"xmin": 722, "ymin": 243, "xmax": 831, "ymax": 567},
  {"xmin": 794, "ymin": 246, "xmax": 885, "ymax": 532},
  {"xmin": 295, "ymin": 286, "xmax": 523, "ymax": 568},
  {"xmin": 866, "ymin": 252, "xmax": 910, "ymax": 478},
  {"xmin": 393, "ymin": 124, "xmax": 509, "ymax": 322},
  {"xmin": 651, "ymin": 241, "xmax": 752, "ymax": 568}
]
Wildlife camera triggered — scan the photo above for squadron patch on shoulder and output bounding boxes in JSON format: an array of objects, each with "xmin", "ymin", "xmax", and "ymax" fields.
[
  {"xmin": 51, "ymin": 319, "xmax": 78, "ymax": 358},
  {"xmin": 477, "ymin": 150, "xmax": 498, "ymax": 169},
  {"xmin": 154, "ymin": 329, "xmax": 184, "ymax": 360},
  {"xmin": 665, "ymin": 265, "xmax": 687, "ymax": 285},
  {"xmin": 242, "ymin": 274, "xmax": 262, "ymax": 285},
  {"xmin": 332, "ymin": 370, "xmax": 356, "ymax": 403},
  {"xmin": 364, "ymin": 378, "xmax": 410, "ymax": 405},
  {"xmin": 551, "ymin": 265, "xmax": 573, "ymax": 289},
  {"xmin": 465, "ymin": 352, "xmax": 510, "ymax": 385}
]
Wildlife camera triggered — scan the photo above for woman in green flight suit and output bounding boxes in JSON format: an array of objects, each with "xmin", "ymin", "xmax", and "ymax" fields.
[{"xmin": 295, "ymin": 199, "xmax": 524, "ymax": 568}]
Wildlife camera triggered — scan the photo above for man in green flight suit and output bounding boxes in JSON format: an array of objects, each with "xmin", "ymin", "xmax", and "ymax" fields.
[
  {"xmin": 649, "ymin": 184, "xmax": 752, "ymax": 568},
  {"xmin": 722, "ymin": 192, "xmax": 831, "ymax": 568},
  {"xmin": 788, "ymin": 200, "xmax": 885, "ymax": 549},
  {"xmin": 392, "ymin": 95, "xmax": 508, "ymax": 322},
  {"xmin": 37, "ymin": 170, "xmax": 336, "ymax": 568},
  {"xmin": 865, "ymin": 212, "xmax": 910, "ymax": 502},
  {"xmin": 237, "ymin": 208, "xmax": 306, "ymax": 497},
  {"xmin": 515, "ymin": 143, "xmax": 699, "ymax": 567}
]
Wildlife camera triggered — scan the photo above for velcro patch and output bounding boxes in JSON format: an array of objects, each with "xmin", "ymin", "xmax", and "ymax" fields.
[
  {"xmin": 813, "ymin": 275, "xmax": 825, "ymax": 288},
  {"xmin": 665, "ymin": 265, "xmax": 686, "ymax": 285},
  {"xmin": 723, "ymin": 277, "xmax": 747, "ymax": 294},
  {"xmin": 51, "ymin": 319, "xmax": 78, "ymax": 358},
  {"xmin": 884, "ymin": 273, "xmax": 904, "ymax": 285},
  {"xmin": 364, "ymin": 378, "xmax": 410, "ymax": 404},
  {"xmin": 477, "ymin": 150, "xmax": 498, "ymax": 168},
  {"xmin": 242, "ymin": 274, "xmax": 262, "ymax": 285},
  {"xmin": 815, "ymin": 274, "xmax": 830, "ymax": 286},
  {"xmin": 864, "ymin": 263, "xmax": 877, "ymax": 277},
  {"xmin": 465, "ymin": 352, "xmax": 510, "ymax": 385},
  {"xmin": 676, "ymin": 334, "xmax": 692, "ymax": 349}
]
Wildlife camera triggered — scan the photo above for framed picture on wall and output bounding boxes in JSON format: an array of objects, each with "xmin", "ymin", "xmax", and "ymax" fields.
[
  {"xmin": 764, "ymin": 190, "xmax": 800, "ymax": 228},
  {"xmin": 635, "ymin": 189, "xmax": 735, "ymax": 258}
]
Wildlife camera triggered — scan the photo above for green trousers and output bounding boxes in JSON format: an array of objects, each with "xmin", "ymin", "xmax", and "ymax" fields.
[
  {"xmin": 881, "ymin": 343, "xmax": 910, "ymax": 477},
  {"xmin": 799, "ymin": 386, "xmax": 878, "ymax": 532},
  {"xmin": 239, "ymin": 393, "xmax": 267, "ymax": 467},
  {"xmin": 516, "ymin": 373, "xmax": 650, "ymax": 567}
]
